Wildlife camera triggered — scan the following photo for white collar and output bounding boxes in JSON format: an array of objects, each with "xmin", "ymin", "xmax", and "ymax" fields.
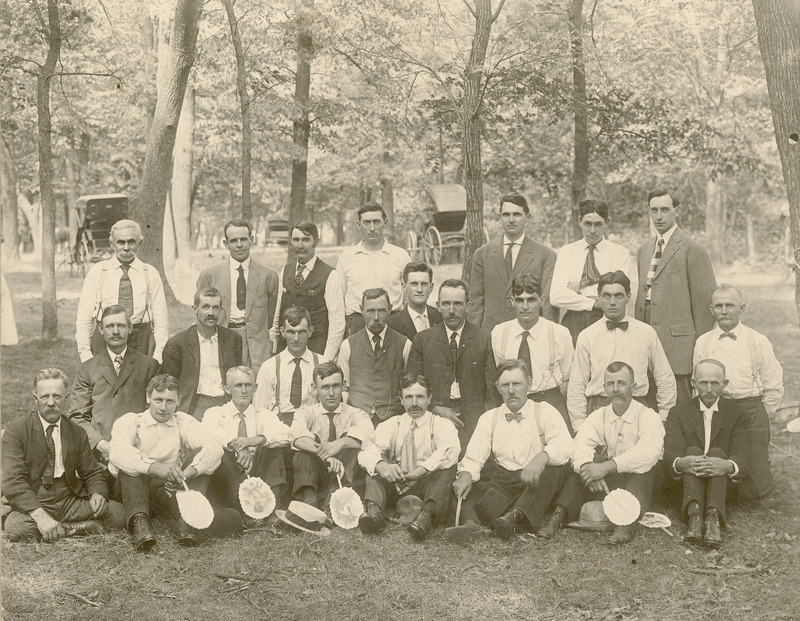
[
  {"xmin": 408, "ymin": 306, "xmax": 428, "ymax": 320},
  {"xmin": 114, "ymin": 256, "xmax": 140, "ymax": 270},
  {"xmin": 658, "ymin": 224, "xmax": 678, "ymax": 246},
  {"xmin": 107, "ymin": 346, "xmax": 128, "ymax": 361},
  {"xmin": 37, "ymin": 414, "xmax": 61, "ymax": 432},
  {"xmin": 585, "ymin": 238, "xmax": 608, "ymax": 252},
  {"xmin": 502, "ymin": 234, "xmax": 525, "ymax": 247},
  {"xmin": 367, "ymin": 325, "xmax": 388, "ymax": 342},
  {"xmin": 281, "ymin": 347, "xmax": 314, "ymax": 363},
  {"xmin": 144, "ymin": 410, "xmax": 178, "ymax": 427},
  {"xmin": 356, "ymin": 239, "xmax": 387, "ymax": 253},
  {"xmin": 712, "ymin": 322, "xmax": 744, "ymax": 338},
  {"xmin": 700, "ymin": 399, "xmax": 719, "ymax": 416},
  {"xmin": 514, "ymin": 318, "xmax": 541, "ymax": 336},
  {"xmin": 445, "ymin": 323, "xmax": 465, "ymax": 339},
  {"xmin": 317, "ymin": 402, "xmax": 344, "ymax": 416},
  {"xmin": 403, "ymin": 410, "xmax": 432, "ymax": 427},
  {"xmin": 230, "ymin": 256, "xmax": 251, "ymax": 271},
  {"xmin": 198, "ymin": 328, "xmax": 219, "ymax": 344},
  {"xmin": 297, "ymin": 255, "xmax": 317, "ymax": 272}
]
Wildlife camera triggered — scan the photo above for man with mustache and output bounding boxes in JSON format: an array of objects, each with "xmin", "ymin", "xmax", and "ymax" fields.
[
  {"xmin": 161, "ymin": 288, "xmax": 242, "ymax": 420},
  {"xmin": 538, "ymin": 362, "xmax": 664, "ymax": 545}
]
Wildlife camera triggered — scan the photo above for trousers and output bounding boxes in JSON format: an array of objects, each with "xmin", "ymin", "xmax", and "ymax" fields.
[
  {"xmin": 365, "ymin": 466, "xmax": 456, "ymax": 523},
  {"xmin": 681, "ymin": 446, "xmax": 730, "ymax": 523}
]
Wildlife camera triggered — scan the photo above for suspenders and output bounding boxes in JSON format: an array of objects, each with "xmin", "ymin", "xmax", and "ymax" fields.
[
  {"xmin": 489, "ymin": 401, "xmax": 545, "ymax": 460},
  {"xmin": 390, "ymin": 415, "xmax": 437, "ymax": 465},
  {"xmin": 498, "ymin": 321, "xmax": 558, "ymax": 393},
  {"xmin": 698, "ymin": 329, "xmax": 762, "ymax": 395},
  {"xmin": 274, "ymin": 351, "xmax": 320, "ymax": 412},
  {"xmin": 93, "ymin": 261, "xmax": 153, "ymax": 322}
]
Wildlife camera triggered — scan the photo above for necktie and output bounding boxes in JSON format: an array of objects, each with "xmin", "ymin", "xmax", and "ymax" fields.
[
  {"xmin": 505, "ymin": 242, "xmax": 516, "ymax": 276},
  {"xmin": 118, "ymin": 263, "xmax": 134, "ymax": 319},
  {"xmin": 449, "ymin": 332, "xmax": 459, "ymax": 381},
  {"xmin": 236, "ymin": 265, "xmax": 246, "ymax": 311},
  {"xmin": 518, "ymin": 330, "xmax": 532, "ymax": 378},
  {"xmin": 606, "ymin": 320, "xmax": 629, "ymax": 331},
  {"xmin": 415, "ymin": 313, "xmax": 428, "ymax": 332},
  {"xmin": 505, "ymin": 411, "xmax": 523, "ymax": 422},
  {"xmin": 400, "ymin": 422, "xmax": 417, "ymax": 473},
  {"xmin": 43, "ymin": 424, "xmax": 57, "ymax": 487},
  {"xmin": 114, "ymin": 354, "xmax": 124, "ymax": 375},
  {"xmin": 703, "ymin": 409, "xmax": 713, "ymax": 454},
  {"xmin": 372, "ymin": 333, "xmax": 382, "ymax": 356},
  {"xmin": 290, "ymin": 358, "xmax": 303, "ymax": 409},
  {"xmin": 237, "ymin": 412, "xmax": 248, "ymax": 438},
  {"xmin": 325, "ymin": 412, "xmax": 337, "ymax": 442},
  {"xmin": 579, "ymin": 244, "xmax": 601, "ymax": 290},
  {"xmin": 719, "ymin": 332, "xmax": 737, "ymax": 340},
  {"xmin": 645, "ymin": 237, "xmax": 665, "ymax": 290},
  {"xmin": 295, "ymin": 263, "xmax": 305, "ymax": 287}
]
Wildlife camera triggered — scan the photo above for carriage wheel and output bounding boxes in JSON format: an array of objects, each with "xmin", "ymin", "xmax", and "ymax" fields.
[
  {"xmin": 76, "ymin": 240, "xmax": 90, "ymax": 278},
  {"xmin": 406, "ymin": 230, "xmax": 419, "ymax": 260},
  {"xmin": 422, "ymin": 226, "xmax": 443, "ymax": 266}
]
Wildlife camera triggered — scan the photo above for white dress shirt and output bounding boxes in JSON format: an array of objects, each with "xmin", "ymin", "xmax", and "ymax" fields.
[
  {"xmin": 109, "ymin": 410, "xmax": 223, "ymax": 477},
  {"xmin": 202, "ymin": 401, "xmax": 292, "ymax": 450},
  {"xmin": 491, "ymin": 318, "xmax": 573, "ymax": 392},
  {"xmin": 502, "ymin": 235, "xmax": 524, "ymax": 268},
  {"xmin": 107, "ymin": 346, "xmax": 128, "ymax": 375},
  {"xmin": 337, "ymin": 240, "xmax": 411, "ymax": 314},
  {"xmin": 409, "ymin": 308, "xmax": 430, "ymax": 332},
  {"xmin": 197, "ymin": 331, "xmax": 225, "ymax": 397},
  {"xmin": 228, "ymin": 256, "xmax": 250, "ymax": 323},
  {"xmin": 337, "ymin": 326, "xmax": 411, "ymax": 391},
  {"xmin": 572, "ymin": 400, "xmax": 664, "ymax": 474},
  {"xmin": 254, "ymin": 347, "xmax": 328, "ymax": 412},
  {"xmin": 550, "ymin": 238, "xmax": 637, "ymax": 312},
  {"xmin": 75, "ymin": 256, "xmax": 169, "ymax": 363},
  {"xmin": 458, "ymin": 400, "xmax": 572, "ymax": 481},
  {"xmin": 38, "ymin": 415, "xmax": 64, "ymax": 478},
  {"xmin": 358, "ymin": 411, "xmax": 460, "ymax": 476},
  {"xmin": 567, "ymin": 314, "xmax": 676, "ymax": 428},
  {"xmin": 291, "ymin": 402, "xmax": 374, "ymax": 447},
  {"xmin": 693, "ymin": 322, "xmax": 784, "ymax": 415}
]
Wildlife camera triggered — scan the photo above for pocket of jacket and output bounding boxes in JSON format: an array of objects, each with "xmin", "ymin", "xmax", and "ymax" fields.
[{"xmin": 669, "ymin": 323, "xmax": 695, "ymax": 337}]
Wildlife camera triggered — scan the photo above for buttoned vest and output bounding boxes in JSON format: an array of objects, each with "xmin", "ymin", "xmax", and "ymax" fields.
[
  {"xmin": 281, "ymin": 259, "xmax": 334, "ymax": 343},
  {"xmin": 346, "ymin": 328, "xmax": 407, "ymax": 423}
]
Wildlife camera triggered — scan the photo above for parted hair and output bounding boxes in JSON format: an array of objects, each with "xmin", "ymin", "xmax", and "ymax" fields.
[
  {"xmin": 499, "ymin": 192, "xmax": 530, "ymax": 215},
  {"xmin": 147, "ymin": 374, "xmax": 181, "ymax": 398},
  {"xmin": 606, "ymin": 361, "xmax": 634, "ymax": 379},
  {"xmin": 510, "ymin": 274, "xmax": 542, "ymax": 297},
  {"xmin": 100, "ymin": 304, "xmax": 131, "ymax": 326},
  {"xmin": 282, "ymin": 305, "xmax": 312, "ymax": 327},
  {"xmin": 694, "ymin": 358, "xmax": 727, "ymax": 378},
  {"xmin": 226, "ymin": 366, "xmax": 256, "ymax": 385},
  {"xmin": 224, "ymin": 219, "xmax": 253, "ymax": 238},
  {"xmin": 357, "ymin": 201, "xmax": 388, "ymax": 221},
  {"xmin": 361, "ymin": 287, "xmax": 391, "ymax": 308},
  {"xmin": 291, "ymin": 221, "xmax": 319, "ymax": 242},
  {"xmin": 314, "ymin": 361, "xmax": 344, "ymax": 383},
  {"xmin": 496, "ymin": 358, "xmax": 531, "ymax": 380},
  {"xmin": 399, "ymin": 374, "xmax": 432, "ymax": 397},
  {"xmin": 647, "ymin": 187, "xmax": 680, "ymax": 208},
  {"xmin": 597, "ymin": 270, "xmax": 631, "ymax": 295},
  {"xmin": 402, "ymin": 261, "xmax": 433, "ymax": 283},
  {"xmin": 438, "ymin": 278, "xmax": 470, "ymax": 302},
  {"xmin": 579, "ymin": 199, "xmax": 609, "ymax": 223},
  {"xmin": 194, "ymin": 287, "xmax": 222, "ymax": 307},
  {"xmin": 33, "ymin": 368, "xmax": 69, "ymax": 390},
  {"xmin": 109, "ymin": 219, "xmax": 143, "ymax": 242}
]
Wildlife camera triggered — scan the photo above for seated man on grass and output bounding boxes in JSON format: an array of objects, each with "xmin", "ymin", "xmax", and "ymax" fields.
[
  {"xmin": 109, "ymin": 374, "xmax": 242, "ymax": 552},
  {"xmin": 3, "ymin": 368, "xmax": 125, "ymax": 542}
]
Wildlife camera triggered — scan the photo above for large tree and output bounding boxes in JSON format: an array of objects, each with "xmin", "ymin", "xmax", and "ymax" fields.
[{"xmin": 752, "ymin": 0, "xmax": 800, "ymax": 322}]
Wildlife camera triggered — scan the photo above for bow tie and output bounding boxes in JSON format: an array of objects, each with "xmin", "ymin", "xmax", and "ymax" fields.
[
  {"xmin": 606, "ymin": 320, "xmax": 629, "ymax": 331},
  {"xmin": 719, "ymin": 332, "xmax": 737, "ymax": 340},
  {"xmin": 505, "ymin": 412, "xmax": 523, "ymax": 422}
]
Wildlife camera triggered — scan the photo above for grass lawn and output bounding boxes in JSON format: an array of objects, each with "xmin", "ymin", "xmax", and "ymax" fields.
[{"xmin": 1, "ymin": 258, "xmax": 799, "ymax": 621}]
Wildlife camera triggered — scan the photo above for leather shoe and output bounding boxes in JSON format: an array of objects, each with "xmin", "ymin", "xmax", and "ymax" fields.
[
  {"xmin": 445, "ymin": 521, "xmax": 486, "ymax": 545},
  {"xmin": 535, "ymin": 505, "xmax": 567, "ymax": 540},
  {"xmin": 703, "ymin": 509, "xmax": 723, "ymax": 549},
  {"xmin": 408, "ymin": 509, "xmax": 433, "ymax": 542},
  {"xmin": 607, "ymin": 524, "xmax": 635, "ymax": 545},
  {"xmin": 683, "ymin": 513, "xmax": 704, "ymax": 546},
  {"xmin": 493, "ymin": 508, "xmax": 524, "ymax": 540},
  {"xmin": 173, "ymin": 518, "xmax": 197, "ymax": 547},
  {"xmin": 130, "ymin": 513, "xmax": 156, "ymax": 553},
  {"xmin": 358, "ymin": 501, "xmax": 386, "ymax": 535},
  {"xmin": 64, "ymin": 520, "xmax": 104, "ymax": 537}
]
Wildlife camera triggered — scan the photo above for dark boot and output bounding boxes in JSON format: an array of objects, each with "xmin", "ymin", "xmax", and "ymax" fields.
[
  {"xmin": 173, "ymin": 517, "xmax": 197, "ymax": 547},
  {"xmin": 408, "ymin": 509, "xmax": 433, "ymax": 542},
  {"xmin": 535, "ymin": 505, "xmax": 567, "ymax": 540},
  {"xmin": 684, "ymin": 513, "xmax": 704, "ymax": 546},
  {"xmin": 64, "ymin": 520, "xmax": 104, "ymax": 537},
  {"xmin": 130, "ymin": 513, "xmax": 156, "ymax": 553},
  {"xmin": 703, "ymin": 508, "xmax": 722, "ymax": 549},
  {"xmin": 358, "ymin": 501, "xmax": 386, "ymax": 535},
  {"xmin": 607, "ymin": 524, "xmax": 635, "ymax": 545},
  {"xmin": 493, "ymin": 508, "xmax": 524, "ymax": 540}
]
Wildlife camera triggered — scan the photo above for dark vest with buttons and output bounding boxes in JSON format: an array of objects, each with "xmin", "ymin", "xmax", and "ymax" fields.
[
  {"xmin": 280, "ymin": 259, "xmax": 334, "ymax": 344},
  {"xmin": 346, "ymin": 327, "xmax": 408, "ymax": 424}
]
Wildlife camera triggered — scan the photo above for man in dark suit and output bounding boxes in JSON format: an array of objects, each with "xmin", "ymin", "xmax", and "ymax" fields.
[
  {"xmin": 196, "ymin": 219, "xmax": 279, "ymax": 374},
  {"xmin": 3, "ymin": 368, "xmax": 125, "ymax": 541},
  {"xmin": 68, "ymin": 305, "xmax": 160, "ymax": 465},
  {"xmin": 664, "ymin": 359, "xmax": 750, "ymax": 548},
  {"xmin": 468, "ymin": 192, "xmax": 557, "ymax": 330},
  {"xmin": 161, "ymin": 287, "xmax": 242, "ymax": 420},
  {"xmin": 635, "ymin": 188, "xmax": 716, "ymax": 405},
  {"xmin": 387, "ymin": 261, "xmax": 443, "ymax": 341},
  {"xmin": 406, "ymin": 279, "xmax": 500, "ymax": 450}
]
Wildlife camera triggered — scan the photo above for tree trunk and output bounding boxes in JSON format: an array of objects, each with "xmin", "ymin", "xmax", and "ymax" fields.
[
  {"xmin": 132, "ymin": 0, "xmax": 203, "ymax": 304},
  {"xmin": 1, "ymin": 137, "xmax": 21, "ymax": 271},
  {"xmin": 289, "ymin": 0, "xmax": 313, "ymax": 229},
  {"xmin": 753, "ymin": 0, "xmax": 800, "ymax": 323},
  {"xmin": 139, "ymin": 3, "xmax": 158, "ymax": 133},
  {"xmin": 64, "ymin": 125, "xmax": 78, "ymax": 216},
  {"xmin": 169, "ymin": 81, "xmax": 194, "ymax": 265},
  {"xmin": 381, "ymin": 175, "xmax": 394, "ymax": 244},
  {"xmin": 37, "ymin": 0, "xmax": 61, "ymax": 340},
  {"xmin": 705, "ymin": 177, "xmax": 724, "ymax": 265},
  {"xmin": 568, "ymin": 0, "xmax": 588, "ymax": 241},
  {"xmin": 18, "ymin": 195, "xmax": 41, "ymax": 257},
  {"xmin": 461, "ymin": 0, "xmax": 504, "ymax": 280}
]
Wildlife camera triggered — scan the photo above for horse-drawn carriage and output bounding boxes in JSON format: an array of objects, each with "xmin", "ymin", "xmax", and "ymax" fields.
[
  {"xmin": 64, "ymin": 194, "xmax": 129, "ymax": 276},
  {"xmin": 406, "ymin": 184, "xmax": 488, "ymax": 265}
]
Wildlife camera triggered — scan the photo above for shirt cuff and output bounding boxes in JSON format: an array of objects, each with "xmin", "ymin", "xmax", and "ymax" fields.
[{"xmin": 728, "ymin": 460, "xmax": 739, "ymax": 478}]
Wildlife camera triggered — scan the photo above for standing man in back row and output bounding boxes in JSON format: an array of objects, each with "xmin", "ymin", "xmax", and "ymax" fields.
[
  {"xmin": 635, "ymin": 188, "xmax": 716, "ymax": 406},
  {"xmin": 469, "ymin": 192, "xmax": 557, "ymax": 331},
  {"xmin": 197, "ymin": 219, "xmax": 279, "ymax": 374},
  {"xmin": 337, "ymin": 202, "xmax": 411, "ymax": 337}
]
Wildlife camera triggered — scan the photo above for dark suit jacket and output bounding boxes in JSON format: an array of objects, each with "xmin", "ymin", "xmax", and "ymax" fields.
[
  {"xmin": 196, "ymin": 259, "xmax": 279, "ymax": 374},
  {"xmin": 468, "ymin": 236, "xmax": 557, "ymax": 330},
  {"xmin": 2, "ymin": 412, "xmax": 109, "ymax": 515},
  {"xmin": 635, "ymin": 227, "xmax": 716, "ymax": 375},
  {"xmin": 386, "ymin": 305, "xmax": 443, "ymax": 342},
  {"xmin": 161, "ymin": 325, "xmax": 243, "ymax": 415},
  {"xmin": 68, "ymin": 348, "xmax": 160, "ymax": 448},
  {"xmin": 664, "ymin": 396, "xmax": 750, "ymax": 478},
  {"xmin": 405, "ymin": 321, "xmax": 500, "ymax": 435}
]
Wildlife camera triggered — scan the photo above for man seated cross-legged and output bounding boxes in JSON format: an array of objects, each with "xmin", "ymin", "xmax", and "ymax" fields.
[{"xmin": 445, "ymin": 359, "xmax": 572, "ymax": 544}]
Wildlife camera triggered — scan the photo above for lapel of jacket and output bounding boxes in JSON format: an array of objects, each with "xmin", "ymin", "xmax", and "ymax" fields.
[
  {"xmin": 691, "ymin": 402, "xmax": 706, "ymax": 448},
  {"xmin": 31, "ymin": 412, "xmax": 48, "ymax": 455},
  {"xmin": 218, "ymin": 262, "xmax": 232, "ymax": 317},
  {"xmin": 457, "ymin": 322, "xmax": 473, "ymax": 361},
  {"xmin": 709, "ymin": 403, "xmax": 725, "ymax": 446},
  {"xmin": 654, "ymin": 228, "xmax": 682, "ymax": 279},
  {"xmin": 512, "ymin": 237, "xmax": 536, "ymax": 277},
  {"xmin": 113, "ymin": 350, "xmax": 136, "ymax": 391},
  {"xmin": 433, "ymin": 324, "xmax": 452, "ymax": 363},
  {"xmin": 360, "ymin": 330, "xmax": 378, "ymax": 360},
  {"xmin": 98, "ymin": 351, "xmax": 119, "ymax": 389},
  {"xmin": 403, "ymin": 308, "xmax": 417, "ymax": 337},
  {"xmin": 245, "ymin": 262, "xmax": 262, "ymax": 317},
  {"xmin": 488, "ymin": 239, "xmax": 510, "ymax": 285}
]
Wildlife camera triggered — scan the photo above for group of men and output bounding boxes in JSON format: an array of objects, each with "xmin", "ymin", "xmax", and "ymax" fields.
[{"xmin": 2, "ymin": 189, "xmax": 783, "ymax": 552}]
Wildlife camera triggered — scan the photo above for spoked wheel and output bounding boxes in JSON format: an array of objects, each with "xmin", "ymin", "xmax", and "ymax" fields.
[
  {"xmin": 76, "ymin": 240, "xmax": 89, "ymax": 278},
  {"xmin": 406, "ymin": 230, "xmax": 419, "ymax": 260},
  {"xmin": 422, "ymin": 226, "xmax": 443, "ymax": 265}
]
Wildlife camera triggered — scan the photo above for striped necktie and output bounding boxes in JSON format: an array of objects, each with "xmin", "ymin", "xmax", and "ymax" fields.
[{"xmin": 645, "ymin": 237, "xmax": 665, "ymax": 291}]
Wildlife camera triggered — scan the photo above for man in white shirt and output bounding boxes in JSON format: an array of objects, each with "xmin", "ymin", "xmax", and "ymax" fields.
[
  {"xmin": 336, "ymin": 202, "xmax": 411, "ymax": 337},
  {"xmin": 75, "ymin": 219, "xmax": 168, "ymax": 363},
  {"xmin": 550, "ymin": 199, "xmax": 637, "ymax": 343},
  {"xmin": 538, "ymin": 362, "xmax": 664, "ymax": 545},
  {"xmin": 358, "ymin": 374, "xmax": 460, "ymax": 541},
  {"xmin": 693, "ymin": 284, "xmax": 783, "ymax": 500},
  {"xmin": 291, "ymin": 361, "xmax": 373, "ymax": 508},
  {"xmin": 567, "ymin": 270, "xmax": 676, "ymax": 431},
  {"xmin": 203, "ymin": 366, "xmax": 293, "ymax": 524},
  {"xmin": 445, "ymin": 360, "xmax": 572, "ymax": 544},
  {"xmin": 492, "ymin": 274, "xmax": 574, "ymax": 434},
  {"xmin": 664, "ymin": 360, "xmax": 751, "ymax": 548},
  {"xmin": 109, "ymin": 374, "xmax": 242, "ymax": 552}
]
